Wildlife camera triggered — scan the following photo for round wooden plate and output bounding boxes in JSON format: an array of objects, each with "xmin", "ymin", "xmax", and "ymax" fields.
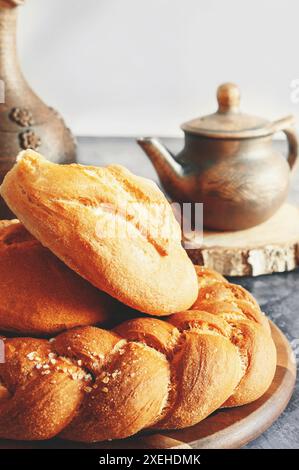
[{"xmin": 0, "ymin": 321, "xmax": 296, "ymax": 449}]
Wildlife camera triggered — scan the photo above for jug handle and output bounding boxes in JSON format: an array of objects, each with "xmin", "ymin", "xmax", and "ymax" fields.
[{"xmin": 271, "ymin": 116, "xmax": 298, "ymax": 170}]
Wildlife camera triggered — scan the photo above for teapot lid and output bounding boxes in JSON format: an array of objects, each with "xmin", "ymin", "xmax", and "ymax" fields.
[{"xmin": 181, "ymin": 83, "xmax": 273, "ymax": 139}]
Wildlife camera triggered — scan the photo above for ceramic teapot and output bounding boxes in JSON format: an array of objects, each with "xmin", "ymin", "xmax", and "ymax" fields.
[{"xmin": 137, "ymin": 83, "xmax": 298, "ymax": 231}]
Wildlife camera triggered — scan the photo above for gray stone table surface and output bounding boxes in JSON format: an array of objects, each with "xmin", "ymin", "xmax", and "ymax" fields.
[{"xmin": 77, "ymin": 136, "xmax": 299, "ymax": 449}]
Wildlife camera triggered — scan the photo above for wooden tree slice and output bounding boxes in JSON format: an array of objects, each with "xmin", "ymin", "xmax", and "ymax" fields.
[
  {"xmin": 0, "ymin": 321, "xmax": 295, "ymax": 449},
  {"xmin": 185, "ymin": 204, "xmax": 299, "ymax": 276}
]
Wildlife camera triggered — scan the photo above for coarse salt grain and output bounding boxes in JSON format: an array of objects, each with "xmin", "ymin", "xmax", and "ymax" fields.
[{"xmin": 26, "ymin": 352, "xmax": 36, "ymax": 360}]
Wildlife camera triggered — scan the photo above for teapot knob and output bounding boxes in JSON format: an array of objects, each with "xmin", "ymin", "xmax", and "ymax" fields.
[{"xmin": 217, "ymin": 82, "xmax": 240, "ymax": 113}]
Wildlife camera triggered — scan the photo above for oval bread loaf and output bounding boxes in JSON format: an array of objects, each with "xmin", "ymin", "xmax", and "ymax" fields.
[
  {"xmin": 0, "ymin": 219, "xmax": 119, "ymax": 335},
  {"xmin": 0, "ymin": 150, "xmax": 198, "ymax": 315}
]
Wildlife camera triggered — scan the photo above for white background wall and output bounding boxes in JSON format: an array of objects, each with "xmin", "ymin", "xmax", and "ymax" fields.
[{"xmin": 17, "ymin": 0, "xmax": 299, "ymax": 137}]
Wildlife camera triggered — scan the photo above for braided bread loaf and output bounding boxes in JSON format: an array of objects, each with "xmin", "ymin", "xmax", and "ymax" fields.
[{"xmin": 0, "ymin": 267, "xmax": 276, "ymax": 442}]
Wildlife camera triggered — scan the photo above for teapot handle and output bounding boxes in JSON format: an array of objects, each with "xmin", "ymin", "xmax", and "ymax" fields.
[{"xmin": 271, "ymin": 116, "xmax": 298, "ymax": 171}]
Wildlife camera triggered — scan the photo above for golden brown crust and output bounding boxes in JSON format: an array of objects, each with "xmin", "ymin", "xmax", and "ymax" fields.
[
  {"xmin": 0, "ymin": 268, "xmax": 277, "ymax": 442},
  {"xmin": 0, "ymin": 150, "xmax": 198, "ymax": 315},
  {"xmin": 192, "ymin": 265, "xmax": 271, "ymax": 333},
  {"xmin": 0, "ymin": 152, "xmax": 277, "ymax": 443},
  {"xmin": 0, "ymin": 220, "xmax": 121, "ymax": 335}
]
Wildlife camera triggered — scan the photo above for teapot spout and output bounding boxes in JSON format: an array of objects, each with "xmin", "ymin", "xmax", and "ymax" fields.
[{"xmin": 137, "ymin": 137, "xmax": 183, "ymax": 195}]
